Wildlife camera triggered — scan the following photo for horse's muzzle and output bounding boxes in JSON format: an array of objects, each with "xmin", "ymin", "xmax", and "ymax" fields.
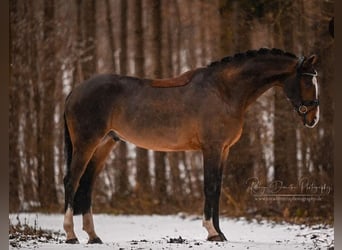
[{"xmin": 304, "ymin": 116, "xmax": 319, "ymax": 128}]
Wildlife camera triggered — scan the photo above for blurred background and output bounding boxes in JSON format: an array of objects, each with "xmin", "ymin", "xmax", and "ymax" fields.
[{"xmin": 10, "ymin": 0, "xmax": 334, "ymax": 224}]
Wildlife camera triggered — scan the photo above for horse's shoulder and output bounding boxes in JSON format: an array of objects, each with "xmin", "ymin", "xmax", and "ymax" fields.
[{"xmin": 150, "ymin": 69, "xmax": 197, "ymax": 88}]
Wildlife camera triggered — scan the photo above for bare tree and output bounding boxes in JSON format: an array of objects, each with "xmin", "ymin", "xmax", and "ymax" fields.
[
  {"xmin": 9, "ymin": 0, "xmax": 22, "ymax": 211},
  {"xmin": 105, "ymin": 0, "xmax": 116, "ymax": 71},
  {"xmin": 133, "ymin": 0, "xmax": 153, "ymax": 199},
  {"xmin": 76, "ymin": 0, "xmax": 96, "ymax": 80},
  {"xmin": 113, "ymin": 0, "xmax": 130, "ymax": 201},
  {"xmin": 164, "ymin": 1, "xmax": 183, "ymax": 206},
  {"xmin": 36, "ymin": 0, "xmax": 59, "ymax": 209},
  {"xmin": 150, "ymin": 0, "xmax": 168, "ymax": 205},
  {"xmin": 273, "ymin": 1, "xmax": 298, "ymax": 186}
]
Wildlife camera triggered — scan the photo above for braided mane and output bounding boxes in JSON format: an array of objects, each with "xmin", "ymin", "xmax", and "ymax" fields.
[{"xmin": 208, "ymin": 48, "xmax": 297, "ymax": 67}]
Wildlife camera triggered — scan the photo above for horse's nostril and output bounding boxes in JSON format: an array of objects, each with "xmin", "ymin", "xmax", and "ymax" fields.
[{"xmin": 306, "ymin": 117, "xmax": 318, "ymax": 128}]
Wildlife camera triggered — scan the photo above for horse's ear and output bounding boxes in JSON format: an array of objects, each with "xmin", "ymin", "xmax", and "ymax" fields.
[{"xmin": 304, "ymin": 55, "xmax": 318, "ymax": 67}]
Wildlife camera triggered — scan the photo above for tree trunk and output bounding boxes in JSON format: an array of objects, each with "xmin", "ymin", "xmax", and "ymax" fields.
[
  {"xmin": 113, "ymin": 0, "xmax": 129, "ymax": 201},
  {"xmin": 168, "ymin": 153, "xmax": 183, "ymax": 206},
  {"xmin": 273, "ymin": 1, "xmax": 298, "ymax": 186},
  {"xmin": 150, "ymin": 0, "xmax": 168, "ymax": 205},
  {"xmin": 105, "ymin": 0, "xmax": 116, "ymax": 71},
  {"xmin": 133, "ymin": 0, "xmax": 152, "ymax": 198},
  {"xmin": 80, "ymin": 0, "xmax": 96, "ymax": 78},
  {"xmin": 219, "ymin": 0, "xmax": 234, "ymax": 56},
  {"xmin": 165, "ymin": 2, "xmax": 183, "ymax": 205},
  {"xmin": 37, "ymin": 0, "xmax": 59, "ymax": 209},
  {"xmin": 23, "ymin": 23, "xmax": 39, "ymax": 206},
  {"xmin": 114, "ymin": 140, "xmax": 129, "ymax": 198},
  {"xmin": 154, "ymin": 151, "xmax": 167, "ymax": 205},
  {"xmin": 9, "ymin": 0, "xmax": 21, "ymax": 211}
]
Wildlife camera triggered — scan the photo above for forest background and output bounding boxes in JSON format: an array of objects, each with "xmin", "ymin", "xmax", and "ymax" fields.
[{"xmin": 10, "ymin": 0, "xmax": 334, "ymax": 224}]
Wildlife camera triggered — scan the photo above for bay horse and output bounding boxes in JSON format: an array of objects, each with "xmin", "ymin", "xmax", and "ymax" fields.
[{"xmin": 63, "ymin": 48, "xmax": 319, "ymax": 243}]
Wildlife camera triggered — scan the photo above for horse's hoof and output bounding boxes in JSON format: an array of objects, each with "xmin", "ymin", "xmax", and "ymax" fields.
[
  {"xmin": 88, "ymin": 237, "xmax": 103, "ymax": 244},
  {"xmin": 65, "ymin": 238, "xmax": 79, "ymax": 244},
  {"xmin": 219, "ymin": 232, "xmax": 227, "ymax": 241},
  {"xmin": 207, "ymin": 234, "xmax": 226, "ymax": 242}
]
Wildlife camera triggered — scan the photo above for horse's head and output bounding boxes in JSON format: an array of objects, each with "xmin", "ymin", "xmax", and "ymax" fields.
[{"xmin": 284, "ymin": 55, "xmax": 320, "ymax": 128}]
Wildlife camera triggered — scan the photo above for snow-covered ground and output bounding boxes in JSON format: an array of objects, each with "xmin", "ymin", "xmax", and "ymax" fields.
[{"xmin": 9, "ymin": 213, "xmax": 333, "ymax": 250}]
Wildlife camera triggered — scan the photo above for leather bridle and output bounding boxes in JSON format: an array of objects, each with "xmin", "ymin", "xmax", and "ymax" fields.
[{"xmin": 295, "ymin": 57, "xmax": 319, "ymax": 119}]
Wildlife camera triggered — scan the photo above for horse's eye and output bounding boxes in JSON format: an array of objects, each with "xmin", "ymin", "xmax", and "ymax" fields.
[{"xmin": 304, "ymin": 80, "xmax": 313, "ymax": 87}]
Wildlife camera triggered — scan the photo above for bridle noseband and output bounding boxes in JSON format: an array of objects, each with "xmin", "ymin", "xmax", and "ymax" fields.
[{"xmin": 295, "ymin": 57, "xmax": 319, "ymax": 118}]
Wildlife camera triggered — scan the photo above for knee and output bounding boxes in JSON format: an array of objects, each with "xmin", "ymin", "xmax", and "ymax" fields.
[{"xmin": 204, "ymin": 184, "xmax": 220, "ymax": 197}]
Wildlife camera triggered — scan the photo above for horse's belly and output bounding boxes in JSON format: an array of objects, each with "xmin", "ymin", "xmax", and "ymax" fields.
[
  {"xmin": 110, "ymin": 87, "xmax": 203, "ymax": 151},
  {"xmin": 113, "ymin": 124, "xmax": 201, "ymax": 152}
]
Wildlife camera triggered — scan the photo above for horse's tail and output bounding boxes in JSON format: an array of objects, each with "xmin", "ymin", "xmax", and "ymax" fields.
[
  {"xmin": 64, "ymin": 114, "xmax": 73, "ymax": 173},
  {"xmin": 63, "ymin": 112, "xmax": 73, "ymax": 212},
  {"xmin": 64, "ymin": 109, "xmax": 93, "ymax": 215}
]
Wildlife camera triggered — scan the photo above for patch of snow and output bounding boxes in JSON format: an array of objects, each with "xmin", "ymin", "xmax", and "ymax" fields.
[{"xmin": 9, "ymin": 213, "xmax": 333, "ymax": 250}]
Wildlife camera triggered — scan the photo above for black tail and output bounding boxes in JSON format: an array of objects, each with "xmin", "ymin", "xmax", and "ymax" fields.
[
  {"xmin": 63, "ymin": 112, "xmax": 93, "ymax": 215},
  {"xmin": 64, "ymin": 113, "xmax": 73, "ymax": 212},
  {"xmin": 64, "ymin": 111, "xmax": 94, "ymax": 215},
  {"xmin": 64, "ymin": 111, "xmax": 93, "ymax": 215},
  {"xmin": 64, "ymin": 113, "xmax": 73, "ymax": 173}
]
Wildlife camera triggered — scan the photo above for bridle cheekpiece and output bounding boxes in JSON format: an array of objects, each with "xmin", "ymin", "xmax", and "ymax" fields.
[{"xmin": 295, "ymin": 57, "xmax": 319, "ymax": 118}]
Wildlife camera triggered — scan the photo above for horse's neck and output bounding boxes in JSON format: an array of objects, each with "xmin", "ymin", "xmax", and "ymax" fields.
[{"xmin": 222, "ymin": 57, "xmax": 297, "ymax": 109}]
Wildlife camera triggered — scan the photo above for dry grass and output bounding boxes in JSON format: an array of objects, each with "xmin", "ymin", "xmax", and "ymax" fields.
[{"xmin": 9, "ymin": 215, "xmax": 65, "ymax": 248}]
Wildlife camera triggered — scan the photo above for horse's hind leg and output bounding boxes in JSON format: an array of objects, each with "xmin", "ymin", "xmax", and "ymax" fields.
[
  {"xmin": 64, "ymin": 134, "xmax": 117, "ymax": 244},
  {"xmin": 63, "ymin": 141, "xmax": 98, "ymax": 243},
  {"xmin": 80, "ymin": 136, "xmax": 117, "ymax": 244}
]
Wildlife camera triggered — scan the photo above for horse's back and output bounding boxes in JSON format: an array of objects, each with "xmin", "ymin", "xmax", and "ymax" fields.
[{"xmin": 66, "ymin": 74, "xmax": 147, "ymax": 110}]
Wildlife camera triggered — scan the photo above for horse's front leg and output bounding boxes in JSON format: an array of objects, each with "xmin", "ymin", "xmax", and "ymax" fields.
[{"xmin": 202, "ymin": 146, "xmax": 229, "ymax": 241}]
